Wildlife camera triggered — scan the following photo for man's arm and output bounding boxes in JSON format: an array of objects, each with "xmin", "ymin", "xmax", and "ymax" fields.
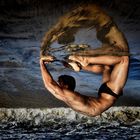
[{"xmin": 40, "ymin": 58, "xmax": 65, "ymax": 101}]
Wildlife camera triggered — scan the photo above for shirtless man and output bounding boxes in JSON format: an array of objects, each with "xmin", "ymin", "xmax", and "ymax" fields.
[
  {"xmin": 40, "ymin": 54, "xmax": 129, "ymax": 117},
  {"xmin": 40, "ymin": 4, "xmax": 129, "ymax": 117}
]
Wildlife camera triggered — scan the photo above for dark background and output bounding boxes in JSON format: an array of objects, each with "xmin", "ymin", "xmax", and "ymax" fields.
[{"xmin": 0, "ymin": 0, "xmax": 140, "ymax": 107}]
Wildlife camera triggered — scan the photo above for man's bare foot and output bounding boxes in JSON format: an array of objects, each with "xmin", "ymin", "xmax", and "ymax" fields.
[
  {"xmin": 68, "ymin": 62, "xmax": 81, "ymax": 71},
  {"xmin": 68, "ymin": 55, "xmax": 89, "ymax": 67}
]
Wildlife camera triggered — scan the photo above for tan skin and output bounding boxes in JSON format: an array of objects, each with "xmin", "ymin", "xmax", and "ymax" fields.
[{"xmin": 40, "ymin": 54, "xmax": 129, "ymax": 117}]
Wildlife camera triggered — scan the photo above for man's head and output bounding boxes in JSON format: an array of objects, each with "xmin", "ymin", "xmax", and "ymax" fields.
[{"xmin": 58, "ymin": 75, "xmax": 76, "ymax": 91}]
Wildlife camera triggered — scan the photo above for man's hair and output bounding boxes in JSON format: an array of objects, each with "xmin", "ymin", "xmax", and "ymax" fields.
[{"xmin": 58, "ymin": 75, "xmax": 76, "ymax": 91}]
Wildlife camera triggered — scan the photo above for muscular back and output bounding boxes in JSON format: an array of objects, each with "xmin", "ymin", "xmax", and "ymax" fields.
[{"xmin": 61, "ymin": 88, "xmax": 116, "ymax": 116}]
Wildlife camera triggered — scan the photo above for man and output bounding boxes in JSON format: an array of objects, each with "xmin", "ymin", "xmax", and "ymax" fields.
[{"xmin": 40, "ymin": 53, "xmax": 129, "ymax": 117}]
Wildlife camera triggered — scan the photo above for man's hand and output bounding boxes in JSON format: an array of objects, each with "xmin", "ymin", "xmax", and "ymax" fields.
[{"xmin": 40, "ymin": 55, "xmax": 55, "ymax": 64}]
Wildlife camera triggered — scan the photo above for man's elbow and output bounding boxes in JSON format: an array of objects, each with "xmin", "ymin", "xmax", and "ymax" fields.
[
  {"xmin": 44, "ymin": 80, "xmax": 55, "ymax": 93},
  {"xmin": 44, "ymin": 82, "xmax": 65, "ymax": 101},
  {"xmin": 44, "ymin": 82, "xmax": 51, "ymax": 90},
  {"xmin": 44, "ymin": 79, "xmax": 54, "ymax": 89}
]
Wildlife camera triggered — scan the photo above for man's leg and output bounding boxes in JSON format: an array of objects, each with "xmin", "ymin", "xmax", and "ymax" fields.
[
  {"xmin": 69, "ymin": 55, "xmax": 129, "ymax": 94},
  {"xmin": 102, "ymin": 65, "xmax": 111, "ymax": 83},
  {"xmin": 69, "ymin": 55, "xmax": 123, "ymax": 67},
  {"xmin": 107, "ymin": 56, "xmax": 129, "ymax": 94}
]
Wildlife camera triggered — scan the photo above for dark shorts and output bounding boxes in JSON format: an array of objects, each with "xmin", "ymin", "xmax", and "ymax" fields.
[{"xmin": 98, "ymin": 83, "xmax": 123, "ymax": 98}]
